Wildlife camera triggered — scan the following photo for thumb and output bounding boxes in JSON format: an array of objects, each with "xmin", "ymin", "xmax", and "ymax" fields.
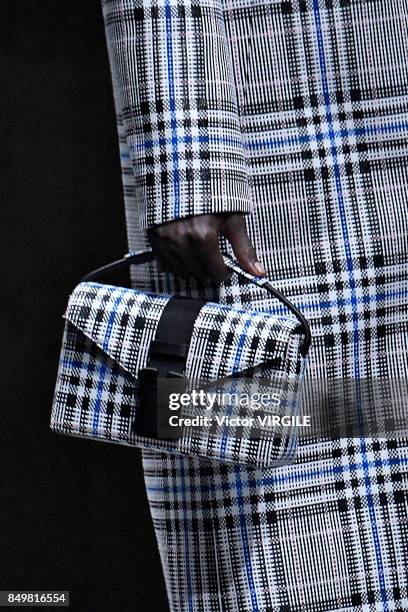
[{"xmin": 222, "ymin": 214, "xmax": 266, "ymax": 277}]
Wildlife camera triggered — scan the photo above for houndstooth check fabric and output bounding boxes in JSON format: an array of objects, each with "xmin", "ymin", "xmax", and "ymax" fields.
[{"xmin": 101, "ymin": 0, "xmax": 408, "ymax": 610}]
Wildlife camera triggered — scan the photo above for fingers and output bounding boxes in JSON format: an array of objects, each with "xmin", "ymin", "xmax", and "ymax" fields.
[
  {"xmin": 154, "ymin": 250, "xmax": 172, "ymax": 274},
  {"xmin": 148, "ymin": 216, "xmax": 225, "ymax": 281},
  {"xmin": 148, "ymin": 213, "xmax": 263, "ymax": 282},
  {"xmin": 160, "ymin": 249, "xmax": 191, "ymax": 279},
  {"xmin": 192, "ymin": 234, "xmax": 229, "ymax": 283},
  {"xmin": 184, "ymin": 216, "xmax": 229, "ymax": 281},
  {"xmin": 222, "ymin": 214, "xmax": 266, "ymax": 277},
  {"xmin": 148, "ymin": 232, "xmax": 190, "ymax": 278}
]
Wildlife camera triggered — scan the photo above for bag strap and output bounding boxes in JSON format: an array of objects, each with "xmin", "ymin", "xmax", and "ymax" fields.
[{"xmin": 80, "ymin": 249, "xmax": 311, "ymax": 357}]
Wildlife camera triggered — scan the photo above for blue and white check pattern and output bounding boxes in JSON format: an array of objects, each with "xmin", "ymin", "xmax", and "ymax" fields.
[
  {"xmin": 102, "ymin": 0, "xmax": 252, "ymax": 228},
  {"xmin": 99, "ymin": 0, "xmax": 408, "ymax": 609},
  {"xmin": 51, "ymin": 281, "xmax": 305, "ymax": 466}
]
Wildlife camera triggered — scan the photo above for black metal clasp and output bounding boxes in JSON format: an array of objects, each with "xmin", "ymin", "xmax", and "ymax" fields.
[{"xmin": 133, "ymin": 365, "xmax": 187, "ymax": 440}]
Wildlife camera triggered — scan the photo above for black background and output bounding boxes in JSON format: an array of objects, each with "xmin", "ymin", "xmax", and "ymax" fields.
[{"xmin": 2, "ymin": 2, "xmax": 167, "ymax": 610}]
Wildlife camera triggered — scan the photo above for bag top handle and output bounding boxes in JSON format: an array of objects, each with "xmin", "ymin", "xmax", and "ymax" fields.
[{"xmin": 80, "ymin": 250, "xmax": 311, "ymax": 357}]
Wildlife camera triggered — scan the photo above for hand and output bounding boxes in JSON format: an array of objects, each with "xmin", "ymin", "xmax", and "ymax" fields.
[{"xmin": 147, "ymin": 213, "xmax": 265, "ymax": 282}]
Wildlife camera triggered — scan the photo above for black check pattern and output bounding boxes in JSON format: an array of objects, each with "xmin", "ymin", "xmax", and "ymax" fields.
[
  {"xmin": 102, "ymin": 0, "xmax": 252, "ymax": 228},
  {"xmin": 51, "ymin": 281, "xmax": 304, "ymax": 467},
  {"xmin": 99, "ymin": 0, "xmax": 408, "ymax": 609}
]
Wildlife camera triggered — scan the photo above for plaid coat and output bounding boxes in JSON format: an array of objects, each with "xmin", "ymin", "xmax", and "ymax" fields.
[{"xmin": 101, "ymin": 0, "xmax": 408, "ymax": 610}]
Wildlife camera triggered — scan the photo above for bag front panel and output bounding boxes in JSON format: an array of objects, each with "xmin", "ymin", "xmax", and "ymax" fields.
[{"xmin": 51, "ymin": 282, "xmax": 306, "ymax": 467}]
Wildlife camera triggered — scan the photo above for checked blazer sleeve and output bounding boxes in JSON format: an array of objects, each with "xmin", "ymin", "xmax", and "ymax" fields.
[{"xmin": 101, "ymin": 0, "xmax": 253, "ymax": 229}]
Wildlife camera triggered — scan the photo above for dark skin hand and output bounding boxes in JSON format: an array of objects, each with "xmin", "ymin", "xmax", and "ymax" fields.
[{"xmin": 148, "ymin": 213, "xmax": 266, "ymax": 283}]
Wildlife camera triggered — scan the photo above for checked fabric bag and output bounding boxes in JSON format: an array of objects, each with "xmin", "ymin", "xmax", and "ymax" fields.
[{"xmin": 50, "ymin": 250, "xmax": 311, "ymax": 468}]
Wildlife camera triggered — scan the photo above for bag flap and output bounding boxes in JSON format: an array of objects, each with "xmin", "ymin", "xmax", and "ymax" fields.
[{"xmin": 65, "ymin": 282, "xmax": 303, "ymax": 380}]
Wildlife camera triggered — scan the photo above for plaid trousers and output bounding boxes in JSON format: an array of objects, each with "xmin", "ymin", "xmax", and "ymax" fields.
[{"xmin": 102, "ymin": 0, "xmax": 408, "ymax": 609}]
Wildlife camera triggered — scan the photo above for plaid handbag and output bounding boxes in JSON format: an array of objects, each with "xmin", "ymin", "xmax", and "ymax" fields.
[{"xmin": 50, "ymin": 250, "xmax": 311, "ymax": 468}]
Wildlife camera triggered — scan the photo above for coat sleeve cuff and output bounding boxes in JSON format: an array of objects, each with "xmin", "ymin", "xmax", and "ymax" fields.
[
  {"xmin": 102, "ymin": 0, "xmax": 253, "ymax": 230},
  {"xmin": 140, "ymin": 145, "xmax": 253, "ymax": 229}
]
